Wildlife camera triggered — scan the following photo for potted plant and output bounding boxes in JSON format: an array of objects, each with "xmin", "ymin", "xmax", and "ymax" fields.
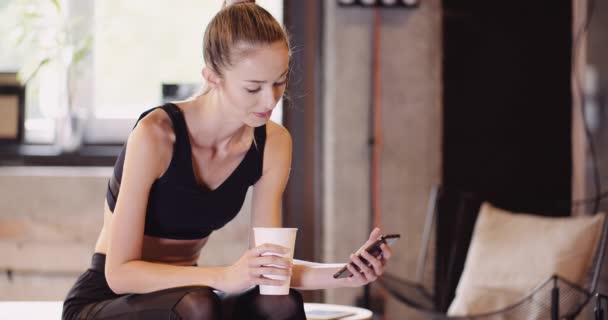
[{"xmin": 12, "ymin": 0, "xmax": 93, "ymax": 152}]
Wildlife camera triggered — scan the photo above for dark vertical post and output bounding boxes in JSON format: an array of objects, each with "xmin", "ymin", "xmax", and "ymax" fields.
[
  {"xmin": 283, "ymin": 0, "xmax": 324, "ymax": 302},
  {"xmin": 551, "ymin": 277, "xmax": 560, "ymax": 320}
]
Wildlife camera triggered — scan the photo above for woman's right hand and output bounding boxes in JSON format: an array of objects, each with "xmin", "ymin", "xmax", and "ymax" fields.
[{"xmin": 218, "ymin": 243, "xmax": 293, "ymax": 294}]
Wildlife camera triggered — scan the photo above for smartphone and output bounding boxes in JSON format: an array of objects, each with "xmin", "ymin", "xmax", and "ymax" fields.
[{"xmin": 332, "ymin": 234, "xmax": 400, "ymax": 279}]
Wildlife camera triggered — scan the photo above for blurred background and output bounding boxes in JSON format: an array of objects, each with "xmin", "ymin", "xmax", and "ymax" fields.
[{"xmin": 0, "ymin": 0, "xmax": 607, "ymax": 319}]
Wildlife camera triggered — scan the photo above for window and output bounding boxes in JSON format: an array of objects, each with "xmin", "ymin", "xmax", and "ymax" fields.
[{"xmin": 0, "ymin": 0, "xmax": 284, "ymax": 146}]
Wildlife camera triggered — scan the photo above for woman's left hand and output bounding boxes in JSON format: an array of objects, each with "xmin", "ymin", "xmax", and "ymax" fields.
[{"xmin": 344, "ymin": 227, "xmax": 393, "ymax": 287}]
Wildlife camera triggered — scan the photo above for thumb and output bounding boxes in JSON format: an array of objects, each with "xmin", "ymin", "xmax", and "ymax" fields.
[
  {"xmin": 369, "ymin": 227, "xmax": 382, "ymax": 241},
  {"xmin": 356, "ymin": 228, "xmax": 382, "ymax": 253}
]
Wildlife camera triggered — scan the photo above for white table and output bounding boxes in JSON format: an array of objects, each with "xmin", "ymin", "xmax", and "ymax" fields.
[
  {"xmin": 304, "ymin": 303, "xmax": 373, "ymax": 320},
  {"xmin": 0, "ymin": 301, "xmax": 373, "ymax": 320},
  {"xmin": 0, "ymin": 301, "xmax": 63, "ymax": 320}
]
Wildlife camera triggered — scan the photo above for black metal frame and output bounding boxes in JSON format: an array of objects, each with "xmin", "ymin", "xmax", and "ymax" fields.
[
  {"xmin": 594, "ymin": 293, "xmax": 608, "ymax": 319},
  {"xmin": 381, "ymin": 274, "xmax": 595, "ymax": 320}
]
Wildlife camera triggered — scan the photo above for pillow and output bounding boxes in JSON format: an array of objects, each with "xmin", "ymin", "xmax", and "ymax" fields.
[{"xmin": 447, "ymin": 202, "xmax": 605, "ymax": 316}]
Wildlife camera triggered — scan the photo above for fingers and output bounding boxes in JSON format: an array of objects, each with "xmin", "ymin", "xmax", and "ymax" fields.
[
  {"xmin": 360, "ymin": 250, "xmax": 384, "ymax": 276},
  {"xmin": 246, "ymin": 247, "xmax": 293, "ymax": 287},
  {"xmin": 254, "ymin": 277, "xmax": 286, "ymax": 286},
  {"xmin": 346, "ymin": 262, "xmax": 365, "ymax": 283},
  {"xmin": 248, "ymin": 265, "xmax": 291, "ymax": 287},
  {"xmin": 357, "ymin": 228, "xmax": 383, "ymax": 254},
  {"xmin": 250, "ymin": 266, "xmax": 292, "ymax": 278},
  {"xmin": 350, "ymin": 254, "xmax": 377, "ymax": 282},
  {"xmin": 249, "ymin": 255, "xmax": 293, "ymax": 268},
  {"xmin": 248, "ymin": 256, "xmax": 293, "ymax": 279},
  {"xmin": 250, "ymin": 243, "xmax": 289, "ymax": 257}
]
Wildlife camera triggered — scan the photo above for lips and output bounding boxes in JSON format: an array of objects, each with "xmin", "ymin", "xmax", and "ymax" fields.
[{"xmin": 253, "ymin": 111, "xmax": 272, "ymax": 119}]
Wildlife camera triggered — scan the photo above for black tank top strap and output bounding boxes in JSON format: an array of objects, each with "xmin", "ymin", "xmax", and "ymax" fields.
[
  {"xmin": 132, "ymin": 106, "xmax": 161, "ymax": 128},
  {"xmin": 107, "ymin": 105, "xmax": 164, "ymax": 211},
  {"xmin": 156, "ymin": 103, "xmax": 193, "ymax": 182},
  {"xmin": 253, "ymin": 125, "xmax": 267, "ymax": 152},
  {"xmin": 159, "ymin": 103, "xmax": 187, "ymax": 137},
  {"xmin": 108, "ymin": 103, "xmax": 188, "ymax": 209},
  {"xmin": 133, "ymin": 102, "xmax": 191, "ymax": 175},
  {"xmin": 250, "ymin": 124, "xmax": 267, "ymax": 183},
  {"xmin": 130, "ymin": 102, "xmax": 184, "ymax": 136}
]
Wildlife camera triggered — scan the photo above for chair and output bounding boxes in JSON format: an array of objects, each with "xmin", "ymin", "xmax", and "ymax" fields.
[{"xmin": 378, "ymin": 186, "xmax": 608, "ymax": 319}]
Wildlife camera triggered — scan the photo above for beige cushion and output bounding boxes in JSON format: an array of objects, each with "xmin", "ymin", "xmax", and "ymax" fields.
[{"xmin": 447, "ymin": 202, "xmax": 605, "ymax": 316}]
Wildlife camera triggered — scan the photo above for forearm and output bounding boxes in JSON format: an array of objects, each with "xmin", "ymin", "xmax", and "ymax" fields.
[
  {"xmin": 106, "ymin": 260, "xmax": 225, "ymax": 294},
  {"xmin": 290, "ymin": 259, "xmax": 352, "ymax": 290}
]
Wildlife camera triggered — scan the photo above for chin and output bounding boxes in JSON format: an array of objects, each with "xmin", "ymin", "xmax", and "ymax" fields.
[
  {"xmin": 245, "ymin": 118, "xmax": 268, "ymax": 127},
  {"xmin": 255, "ymin": 118, "xmax": 270, "ymax": 127}
]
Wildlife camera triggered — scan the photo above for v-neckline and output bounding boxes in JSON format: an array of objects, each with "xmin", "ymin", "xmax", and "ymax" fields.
[
  {"xmin": 189, "ymin": 142, "xmax": 254, "ymax": 192},
  {"xmin": 173, "ymin": 103, "xmax": 255, "ymax": 193}
]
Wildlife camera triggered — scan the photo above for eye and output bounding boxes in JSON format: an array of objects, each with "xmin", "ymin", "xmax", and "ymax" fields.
[
  {"xmin": 246, "ymin": 87, "xmax": 262, "ymax": 94},
  {"xmin": 274, "ymin": 80, "xmax": 288, "ymax": 87}
]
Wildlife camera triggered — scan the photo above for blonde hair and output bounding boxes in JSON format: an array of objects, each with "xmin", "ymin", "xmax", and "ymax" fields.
[
  {"xmin": 204, "ymin": 1, "xmax": 290, "ymax": 78},
  {"xmin": 199, "ymin": 1, "xmax": 290, "ymax": 149}
]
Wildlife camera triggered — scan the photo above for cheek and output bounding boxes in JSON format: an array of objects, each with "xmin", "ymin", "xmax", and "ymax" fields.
[
  {"xmin": 224, "ymin": 86, "xmax": 258, "ymax": 111},
  {"xmin": 274, "ymin": 87, "xmax": 286, "ymax": 102}
]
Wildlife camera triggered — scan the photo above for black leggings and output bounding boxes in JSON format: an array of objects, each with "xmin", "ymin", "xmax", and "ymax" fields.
[{"xmin": 62, "ymin": 253, "xmax": 306, "ymax": 320}]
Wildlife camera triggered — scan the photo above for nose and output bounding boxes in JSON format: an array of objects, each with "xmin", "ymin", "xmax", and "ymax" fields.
[{"xmin": 263, "ymin": 87, "xmax": 281, "ymax": 110}]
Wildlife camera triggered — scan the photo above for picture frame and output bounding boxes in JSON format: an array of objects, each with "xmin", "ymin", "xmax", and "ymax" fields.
[{"xmin": 0, "ymin": 72, "xmax": 25, "ymax": 144}]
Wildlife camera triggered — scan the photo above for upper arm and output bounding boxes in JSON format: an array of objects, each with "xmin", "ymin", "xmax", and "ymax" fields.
[
  {"xmin": 250, "ymin": 122, "xmax": 293, "ymax": 237},
  {"xmin": 105, "ymin": 114, "xmax": 173, "ymax": 275}
]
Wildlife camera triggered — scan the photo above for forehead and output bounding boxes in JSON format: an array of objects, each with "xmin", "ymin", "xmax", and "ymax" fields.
[{"xmin": 226, "ymin": 42, "xmax": 290, "ymax": 80}]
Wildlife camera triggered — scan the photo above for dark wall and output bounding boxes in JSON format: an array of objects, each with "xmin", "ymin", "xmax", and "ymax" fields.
[{"xmin": 437, "ymin": 0, "xmax": 573, "ymax": 310}]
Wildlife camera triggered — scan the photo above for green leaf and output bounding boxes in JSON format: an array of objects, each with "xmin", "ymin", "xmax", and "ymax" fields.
[
  {"xmin": 50, "ymin": 0, "xmax": 61, "ymax": 12},
  {"xmin": 23, "ymin": 11, "xmax": 42, "ymax": 19},
  {"xmin": 72, "ymin": 36, "xmax": 93, "ymax": 65},
  {"xmin": 14, "ymin": 29, "xmax": 28, "ymax": 46},
  {"xmin": 18, "ymin": 57, "xmax": 52, "ymax": 85}
]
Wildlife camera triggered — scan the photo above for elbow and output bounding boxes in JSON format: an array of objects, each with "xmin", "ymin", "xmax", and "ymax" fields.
[{"xmin": 105, "ymin": 264, "xmax": 129, "ymax": 294}]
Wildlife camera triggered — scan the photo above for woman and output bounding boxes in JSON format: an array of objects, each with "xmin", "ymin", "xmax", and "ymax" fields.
[{"xmin": 62, "ymin": 1, "xmax": 393, "ymax": 319}]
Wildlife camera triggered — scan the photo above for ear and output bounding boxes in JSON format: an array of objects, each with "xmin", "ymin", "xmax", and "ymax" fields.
[{"xmin": 202, "ymin": 67, "xmax": 221, "ymax": 89}]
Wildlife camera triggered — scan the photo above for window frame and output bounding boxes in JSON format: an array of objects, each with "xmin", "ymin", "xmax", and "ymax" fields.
[{"xmin": 0, "ymin": 0, "xmax": 285, "ymax": 166}]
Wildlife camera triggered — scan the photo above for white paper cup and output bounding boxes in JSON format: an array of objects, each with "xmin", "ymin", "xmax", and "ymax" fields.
[{"xmin": 252, "ymin": 227, "xmax": 298, "ymax": 295}]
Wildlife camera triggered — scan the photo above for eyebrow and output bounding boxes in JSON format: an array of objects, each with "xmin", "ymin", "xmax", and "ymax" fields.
[{"xmin": 244, "ymin": 68, "xmax": 289, "ymax": 83}]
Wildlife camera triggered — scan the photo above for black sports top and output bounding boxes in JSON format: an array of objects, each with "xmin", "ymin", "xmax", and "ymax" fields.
[{"xmin": 105, "ymin": 103, "xmax": 266, "ymax": 240}]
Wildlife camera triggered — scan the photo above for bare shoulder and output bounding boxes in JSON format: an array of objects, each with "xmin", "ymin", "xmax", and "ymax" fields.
[
  {"xmin": 134, "ymin": 108, "xmax": 174, "ymax": 139},
  {"xmin": 261, "ymin": 120, "xmax": 292, "ymax": 173},
  {"xmin": 126, "ymin": 108, "xmax": 176, "ymax": 178},
  {"xmin": 265, "ymin": 120, "xmax": 292, "ymax": 148}
]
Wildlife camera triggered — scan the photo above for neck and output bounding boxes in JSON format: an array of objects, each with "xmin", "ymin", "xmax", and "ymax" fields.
[{"xmin": 180, "ymin": 91, "xmax": 248, "ymax": 151}]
